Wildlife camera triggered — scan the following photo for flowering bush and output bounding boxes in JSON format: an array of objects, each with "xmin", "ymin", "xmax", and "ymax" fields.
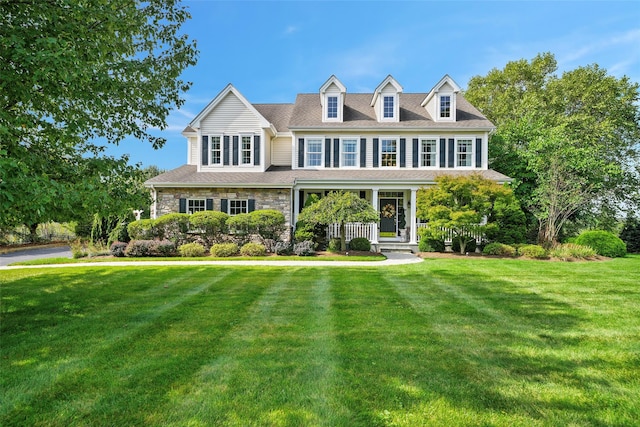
[{"xmin": 110, "ymin": 241, "xmax": 128, "ymax": 257}]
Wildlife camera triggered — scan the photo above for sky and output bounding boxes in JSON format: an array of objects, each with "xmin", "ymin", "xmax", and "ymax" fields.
[{"xmin": 107, "ymin": 0, "xmax": 640, "ymax": 171}]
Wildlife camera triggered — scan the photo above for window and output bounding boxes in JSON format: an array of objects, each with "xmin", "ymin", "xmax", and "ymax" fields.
[
  {"xmin": 341, "ymin": 138, "xmax": 358, "ymax": 167},
  {"xmin": 381, "ymin": 138, "xmax": 397, "ymax": 167},
  {"xmin": 306, "ymin": 138, "xmax": 323, "ymax": 167},
  {"xmin": 229, "ymin": 200, "xmax": 248, "ymax": 215},
  {"xmin": 187, "ymin": 199, "xmax": 206, "ymax": 214},
  {"xmin": 440, "ymin": 95, "xmax": 451, "ymax": 118},
  {"xmin": 327, "ymin": 96, "xmax": 338, "ymax": 119},
  {"xmin": 210, "ymin": 136, "xmax": 221, "ymax": 165},
  {"xmin": 421, "ymin": 139, "xmax": 437, "ymax": 167},
  {"xmin": 241, "ymin": 135, "xmax": 252, "ymax": 165},
  {"xmin": 456, "ymin": 139, "xmax": 473, "ymax": 167},
  {"xmin": 383, "ymin": 96, "xmax": 394, "ymax": 118}
]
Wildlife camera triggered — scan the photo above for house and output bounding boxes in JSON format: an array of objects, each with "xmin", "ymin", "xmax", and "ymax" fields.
[{"xmin": 145, "ymin": 74, "xmax": 511, "ymax": 251}]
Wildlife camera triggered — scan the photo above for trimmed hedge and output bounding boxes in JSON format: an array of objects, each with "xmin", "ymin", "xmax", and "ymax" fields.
[
  {"xmin": 110, "ymin": 241, "xmax": 128, "ymax": 257},
  {"xmin": 240, "ymin": 242, "xmax": 266, "ymax": 257},
  {"xmin": 178, "ymin": 242, "xmax": 206, "ymax": 257},
  {"xmin": 210, "ymin": 243, "xmax": 239, "ymax": 257},
  {"xmin": 124, "ymin": 240, "xmax": 176, "ymax": 257},
  {"xmin": 575, "ymin": 230, "xmax": 626, "ymax": 258},
  {"xmin": 517, "ymin": 244, "xmax": 547, "ymax": 259},
  {"xmin": 349, "ymin": 237, "xmax": 371, "ymax": 252},
  {"xmin": 483, "ymin": 242, "xmax": 516, "ymax": 257}
]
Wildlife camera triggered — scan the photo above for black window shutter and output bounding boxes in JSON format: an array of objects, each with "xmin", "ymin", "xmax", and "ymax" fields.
[
  {"xmin": 248, "ymin": 199, "xmax": 256, "ymax": 213},
  {"xmin": 324, "ymin": 138, "xmax": 331, "ymax": 168},
  {"xmin": 206, "ymin": 198, "xmax": 213, "ymax": 211},
  {"xmin": 223, "ymin": 136, "xmax": 230, "ymax": 165},
  {"xmin": 298, "ymin": 138, "xmax": 305, "ymax": 168},
  {"xmin": 232, "ymin": 136, "xmax": 239, "ymax": 166},
  {"xmin": 254, "ymin": 135, "xmax": 261, "ymax": 166},
  {"xmin": 298, "ymin": 190, "xmax": 305, "ymax": 213},
  {"xmin": 448, "ymin": 138, "xmax": 455, "ymax": 168},
  {"xmin": 373, "ymin": 138, "xmax": 379, "ymax": 168},
  {"xmin": 475, "ymin": 138, "xmax": 482, "ymax": 168},
  {"xmin": 179, "ymin": 198, "xmax": 186, "ymax": 213},
  {"xmin": 400, "ymin": 138, "xmax": 406, "ymax": 168},
  {"xmin": 333, "ymin": 138, "xmax": 339, "ymax": 167},
  {"xmin": 360, "ymin": 191, "xmax": 366, "ymax": 199},
  {"xmin": 412, "ymin": 138, "xmax": 419, "ymax": 168},
  {"xmin": 360, "ymin": 138, "xmax": 366, "ymax": 168},
  {"xmin": 221, "ymin": 199, "xmax": 228, "ymax": 213},
  {"xmin": 439, "ymin": 138, "xmax": 446, "ymax": 168},
  {"xmin": 201, "ymin": 136, "xmax": 209, "ymax": 166}
]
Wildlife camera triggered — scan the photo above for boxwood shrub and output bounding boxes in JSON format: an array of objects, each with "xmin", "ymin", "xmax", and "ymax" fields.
[
  {"xmin": 418, "ymin": 238, "xmax": 445, "ymax": 253},
  {"xmin": 210, "ymin": 243, "xmax": 239, "ymax": 257},
  {"xmin": 483, "ymin": 242, "xmax": 516, "ymax": 257},
  {"xmin": 575, "ymin": 230, "xmax": 626, "ymax": 258},
  {"xmin": 178, "ymin": 242, "xmax": 206, "ymax": 258},
  {"xmin": 240, "ymin": 242, "xmax": 266, "ymax": 257},
  {"xmin": 517, "ymin": 244, "xmax": 547, "ymax": 259},
  {"xmin": 349, "ymin": 237, "xmax": 371, "ymax": 252}
]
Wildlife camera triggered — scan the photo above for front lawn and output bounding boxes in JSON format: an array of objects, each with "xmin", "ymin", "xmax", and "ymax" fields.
[{"xmin": 1, "ymin": 257, "xmax": 639, "ymax": 426}]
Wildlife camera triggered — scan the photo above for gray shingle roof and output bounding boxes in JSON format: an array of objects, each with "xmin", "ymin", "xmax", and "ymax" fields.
[
  {"xmin": 287, "ymin": 93, "xmax": 493, "ymax": 129},
  {"xmin": 253, "ymin": 103, "xmax": 294, "ymax": 133},
  {"xmin": 146, "ymin": 165, "xmax": 511, "ymax": 187}
]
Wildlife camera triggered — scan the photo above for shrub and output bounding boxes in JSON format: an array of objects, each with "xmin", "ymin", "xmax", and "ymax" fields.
[
  {"xmin": 154, "ymin": 240, "xmax": 177, "ymax": 256},
  {"xmin": 125, "ymin": 240, "xmax": 154, "ymax": 257},
  {"xmin": 517, "ymin": 244, "xmax": 547, "ymax": 259},
  {"xmin": 127, "ymin": 219, "xmax": 156, "ymax": 240},
  {"xmin": 327, "ymin": 238, "xmax": 341, "ymax": 253},
  {"xmin": 274, "ymin": 241, "xmax": 293, "ymax": 255},
  {"xmin": 418, "ymin": 238, "xmax": 445, "ymax": 252},
  {"xmin": 294, "ymin": 240, "xmax": 315, "ymax": 256},
  {"xmin": 483, "ymin": 242, "xmax": 516, "ymax": 257},
  {"xmin": 250, "ymin": 210, "xmax": 286, "ymax": 242},
  {"xmin": 240, "ymin": 242, "xmax": 266, "ymax": 257},
  {"xmin": 178, "ymin": 242, "xmax": 206, "ymax": 257},
  {"xmin": 349, "ymin": 237, "xmax": 371, "ymax": 252},
  {"xmin": 189, "ymin": 211, "xmax": 228, "ymax": 247},
  {"xmin": 154, "ymin": 213, "xmax": 190, "ymax": 245},
  {"xmin": 107, "ymin": 222, "xmax": 130, "ymax": 246},
  {"xmin": 452, "ymin": 237, "xmax": 477, "ymax": 253},
  {"xmin": 210, "ymin": 243, "xmax": 239, "ymax": 257},
  {"xmin": 71, "ymin": 240, "xmax": 88, "ymax": 258},
  {"xmin": 549, "ymin": 243, "xmax": 596, "ymax": 260},
  {"xmin": 620, "ymin": 215, "xmax": 640, "ymax": 253},
  {"xmin": 227, "ymin": 213, "xmax": 252, "ymax": 245},
  {"xmin": 485, "ymin": 198, "xmax": 527, "ymax": 245},
  {"xmin": 575, "ymin": 230, "xmax": 626, "ymax": 258},
  {"xmin": 110, "ymin": 241, "xmax": 128, "ymax": 257}
]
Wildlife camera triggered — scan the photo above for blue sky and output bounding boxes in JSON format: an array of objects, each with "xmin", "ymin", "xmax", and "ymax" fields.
[{"xmin": 108, "ymin": 0, "xmax": 640, "ymax": 171}]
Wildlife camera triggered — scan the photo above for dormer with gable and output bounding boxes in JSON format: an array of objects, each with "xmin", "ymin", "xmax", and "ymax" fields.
[
  {"xmin": 421, "ymin": 75, "xmax": 461, "ymax": 122},
  {"xmin": 371, "ymin": 75, "xmax": 402, "ymax": 122},
  {"xmin": 320, "ymin": 75, "xmax": 346, "ymax": 123}
]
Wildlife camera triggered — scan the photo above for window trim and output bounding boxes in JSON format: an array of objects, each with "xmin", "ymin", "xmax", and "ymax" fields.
[
  {"xmin": 340, "ymin": 137, "xmax": 359, "ymax": 168},
  {"xmin": 455, "ymin": 137, "xmax": 474, "ymax": 168},
  {"xmin": 383, "ymin": 95, "xmax": 395, "ymax": 119},
  {"xmin": 326, "ymin": 95, "xmax": 338, "ymax": 120},
  {"xmin": 209, "ymin": 134, "xmax": 222, "ymax": 166},
  {"xmin": 438, "ymin": 93, "xmax": 455, "ymax": 121},
  {"xmin": 379, "ymin": 137, "xmax": 399, "ymax": 168},
  {"xmin": 304, "ymin": 136, "xmax": 325, "ymax": 168},
  {"xmin": 419, "ymin": 136, "xmax": 439, "ymax": 169},
  {"xmin": 240, "ymin": 134, "xmax": 253, "ymax": 166},
  {"xmin": 228, "ymin": 199, "xmax": 249, "ymax": 216},
  {"xmin": 187, "ymin": 198, "xmax": 206, "ymax": 214}
]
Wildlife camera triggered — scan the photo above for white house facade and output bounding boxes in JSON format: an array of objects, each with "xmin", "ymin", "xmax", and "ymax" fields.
[{"xmin": 145, "ymin": 74, "xmax": 511, "ymax": 251}]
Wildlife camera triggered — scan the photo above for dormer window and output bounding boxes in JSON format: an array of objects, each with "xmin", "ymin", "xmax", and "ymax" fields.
[
  {"xmin": 371, "ymin": 75, "xmax": 402, "ymax": 123},
  {"xmin": 383, "ymin": 96, "xmax": 394, "ymax": 119},
  {"xmin": 421, "ymin": 75, "xmax": 461, "ymax": 122},
  {"xmin": 440, "ymin": 95, "xmax": 451, "ymax": 118},
  {"xmin": 327, "ymin": 96, "xmax": 338, "ymax": 119},
  {"xmin": 320, "ymin": 75, "xmax": 346, "ymax": 122}
]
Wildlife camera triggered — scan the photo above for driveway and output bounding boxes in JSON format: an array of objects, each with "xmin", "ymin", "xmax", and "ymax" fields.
[{"xmin": 0, "ymin": 246, "xmax": 72, "ymax": 266}]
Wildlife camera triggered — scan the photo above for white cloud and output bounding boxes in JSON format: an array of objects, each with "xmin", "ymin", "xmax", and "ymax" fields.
[{"xmin": 283, "ymin": 25, "xmax": 298, "ymax": 36}]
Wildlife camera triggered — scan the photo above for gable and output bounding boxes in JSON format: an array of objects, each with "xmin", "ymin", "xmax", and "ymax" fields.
[{"xmin": 199, "ymin": 91, "xmax": 263, "ymax": 134}]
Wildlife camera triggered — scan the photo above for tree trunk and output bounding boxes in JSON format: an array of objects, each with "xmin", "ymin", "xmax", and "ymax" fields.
[
  {"xmin": 27, "ymin": 223, "xmax": 38, "ymax": 243},
  {"xmin": 340, "ymin": 222, "xmax": 347, "ymax": 252}
]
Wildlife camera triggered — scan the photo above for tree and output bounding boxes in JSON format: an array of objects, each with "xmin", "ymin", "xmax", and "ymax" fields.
[
  {"xmin": 416, "ymin": 174, "xmax": 523, "ymax": 254},
  {"xmin": 297, "ymin": 191, "xmax": 379, "ymax": 251},
  {"xmin": 465, "ymin": 53, "xmax": 640, "ymax": 244},
  {"xmin": 0, "ymin": 0, "xmax": 197, "ymax": 231},
  {"xmin": 620, "ymin": 215, "xmax": 640, "ymax": 253}
]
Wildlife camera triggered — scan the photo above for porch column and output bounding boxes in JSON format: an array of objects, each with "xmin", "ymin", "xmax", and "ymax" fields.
[
  {"xmin": 371, "ymin": 188, "xmax": 379, "ymax": 244},
  {"xmin": 293, "ymin": 188, "xmax": 300, "ymax": 225},
  {"xmin": 410, "ymin": 187, "xmax": 417, "ymax": 244}
]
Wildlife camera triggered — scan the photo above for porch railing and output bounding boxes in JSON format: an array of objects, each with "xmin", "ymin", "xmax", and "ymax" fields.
[
  {"xmin": 326, "ymin": 222, "xmax": 377, "ymax": 242},
  {"xmin": 416, "ymin": 222, "xmax": 484, "ymax": 244}
]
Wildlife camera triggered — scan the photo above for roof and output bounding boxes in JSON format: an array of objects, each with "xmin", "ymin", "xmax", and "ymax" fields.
[
  {"xmin": 288, "ymin": 93, "xmax": 493, "ymax": 130},
  {"xmin": 253, "ymin": 103, "xmax": 294, "ymax": 133},
  {"xmin": 145, "ymin": 165, "xmax": 512, "ymax": 188}
]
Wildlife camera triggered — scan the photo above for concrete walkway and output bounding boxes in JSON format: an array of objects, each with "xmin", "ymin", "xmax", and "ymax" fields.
[{"xmin": 0, "ymin": 251, "xmax": 423, "ymax": 270}]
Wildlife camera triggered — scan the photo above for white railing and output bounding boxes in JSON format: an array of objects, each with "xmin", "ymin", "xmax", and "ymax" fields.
[
  {"xmin": 326, "ymin": 222, "xmax": 376, "ymax": 242},
  {"xmin": 416, "ymin": 222, "xmax": 484, "ymax": 244}
]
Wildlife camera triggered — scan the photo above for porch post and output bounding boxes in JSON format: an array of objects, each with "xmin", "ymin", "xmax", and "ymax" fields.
[
  {"xmin": 410, "ymin": 187, "xmax": 417, "ymax": 244},
  {"xmin": 293, "ymin": 188, "xmax": 300, "ymax": 225},
  {"xmin": 371, "ymin": 187, "xmax": 379, "ymax": 244}
]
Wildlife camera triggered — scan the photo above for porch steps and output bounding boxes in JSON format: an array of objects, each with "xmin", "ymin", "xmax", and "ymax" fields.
[{"xmin": 375, "ymin": 243, "xmax": 419, "ymax": 254}]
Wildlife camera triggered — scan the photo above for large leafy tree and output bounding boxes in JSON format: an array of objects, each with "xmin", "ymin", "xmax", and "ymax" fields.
[
  {"xmin": 465, "ymin": 53, "xmax": 640, "ymax": 244},
  {"xmin": 298, "ymin": 191, "xmax": 379, "ymax": 251},
  {"xmin": 0, "ymin": 0, "xmax": 197, "ymax": 231}
]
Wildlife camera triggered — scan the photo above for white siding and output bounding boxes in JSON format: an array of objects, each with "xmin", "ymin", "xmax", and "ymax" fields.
[
  {"xmin": 272, "ymin": 136, "xmax": 292, "ymax": 166},
  {"xmin": 200, "ymin": 92, "xmax": 262, "ymax": 134},
  {"xmin": 189, "ymin": 137, "xmax": 198, "ymax": 165}
]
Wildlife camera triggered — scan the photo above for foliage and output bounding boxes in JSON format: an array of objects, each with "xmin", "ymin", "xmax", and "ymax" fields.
[
  {"xmin": 293, "ymin": 241, "xmax": 316, "ymax": 256},
  {"xmin": 418, "ymin": 238, "xmax": 445, "ymax": 253},
  {"xmin": 70, "ymin": 240, "xmax": 110, "ymax": 258},
  {"xmin": 240, "ymin": 243, "xmax": 266, "ymax": 257},
  {"xmin": 127, "ymin": 219, "xmax": 157, "ymax": 240},
  {"xmin": 575, "ymin": 230, "xmax": 626, "ymax": 258},
  {"xmin": 349, "ymin": 237, "xmax": 371, "ymax": 252},
  {"xmin": 294, "ymin": 220, "xmax": 327, "ymax": 250},
  {"xmin": 107, "ymin": 222, "xmax": 130, "ymax": 246},
  {"xmin": 250, "ymin": 210, "xmax": 286, "ymax": 242},
  {"xmin": 109, "ymin": 242, "xmax": 128, "ymax": 258},
  {"xmin": 417, "ymin": 174, "xmax": 520, "ymax": 254},
  {"xmin": 620, "ymin": 215, "xmax": 640, "ymax": 253},
  {"xmin": 327, "ymin": 238, "xmax": 342, "ymax": 253},
  {"xmin": 465, "ymin": 53, "xmax": 640, "ymax": 244},
  {"xmin": 452, "ymin": 238, "xmax": 477, "ymax": 253},
  {"xmin": 210, "ymin": 243, "xmax": 239, "ymax": 258},
  {"xmin": 124, "ymin": 240, "xmax": 176, "ymax": 257},
  {"xmin": 549, "ymin": 243, "xmax": 597, "ymax": 260},
  {"xmin": 226, "ymin": 213, "xmax": 252, "ymax": 245},
  {"xmin": 483, "ymin": 243, "xmax": 516, "ymax": 257},
  {"xmin": 154, "ymin": 213, "xmax": 190, "ymax": 245},
  {"xmin": 188, "ymin": 211, "xmax": 229, "ymax": 247},
  {"xmin": 0, "ymin": 1, "xmax": 196, "ymax": 231},
  {"xmin": 517, "ymin": 244, "xmax": 547, "ymax": 259},
  {"xmin": 484, "ymin": 197, "xmax": 527, "ymax": 244},
  {"xmin": 178, "ymin": 242, "xmax": 206, "ymax": 258},
  {"xmin": 274, "ymin": 241, "xmax": 293, "ymax": 256},
  {"xmin": 298, "ymin": 191, "xmax": 378, "ymax": 251}
]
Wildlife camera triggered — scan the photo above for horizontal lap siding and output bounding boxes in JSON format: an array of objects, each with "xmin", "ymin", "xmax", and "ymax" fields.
[
  {"xmin": 200, "ymin": 92, "xmax": 262, "ymax": 134},
  {"xmin": 272, "ymin": 137, "xmax": 292, "ymax": 166}
]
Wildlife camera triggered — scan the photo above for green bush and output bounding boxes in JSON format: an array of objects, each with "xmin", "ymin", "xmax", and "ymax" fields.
[
  {"xmin": 189, "ymin": 211, "xmax": 228, "ymax": 247},
  {"xmin": 620, "ymin": 215, "xmax": 640, "ymax": 253},
  {"xmin": 124, "ymin": 240, "xmax": 176, "ymax": 257},
  {"xmin": 418, "ymin": 238, "xmax": 445, "ymax": 252},
  {"xmin": 483, "ymin": 242, "xmax": 516, "ymax": 257},
  {"xmin": 349, "ymin": 237, "xmax": 371, "ymax": 252},
  {"xmin": 210, "ymin": 243, "xmax": 239, "ymax": 257},
  {"xmin": 127, "ymin": 219, "xmax": 156, "ymax": 240},
  {"xmin": 154, "ymin": 240, "xmax": 177, "ymax": 257},
  {"xmin": 240, "ymin": 242, "xmax": 266, "ymax": 257},
  {"xmin": 294, "ymin": 241, "xmax": 315, "ymax": 256},
  {"xmin": 154, "ymin": 213, "xmax": 190, "ymax": 245},
  {"xmin": 250, "ymin": 210, "xmax": 286, "ymax": 242},
  {"xmin": 452, "ymin": 237, "xmax": 477, "ymax": 253},
  {"xmin": 110, "ymin": 241, "xmax": 128, "ymax": 257},
  {"xmin": 575, "ymin": 230, "xmax": 626, "ymax": 258},
  {"xmin": 274, "ymin": 241, "xmax": 293, "ymax": 255},
  {"xmin": 178, "ymin": 242, "xmax": 206, "ymax": 257},
  {"xmin": 107, "ymin": 222, "xmax": 130, "ymax": 246},
  {"xmin": 227, "ymin": 213, "xmax": 252, "ymax": 245},
  {"xmin": 517, "ymin": 244, "xmax": 547, "ymax": 259},
  {"xmin": 327, "ymin": 238, "xmax": 341, "ymax": 253},
  {"xmin": 549, "ymin": 243, "xmax": 596, "ymax": 260}
]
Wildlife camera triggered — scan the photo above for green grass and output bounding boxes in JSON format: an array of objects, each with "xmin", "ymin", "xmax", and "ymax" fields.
[{"xmin": 1, "ymin": 257, "xmax": 639, "ymax": 426}]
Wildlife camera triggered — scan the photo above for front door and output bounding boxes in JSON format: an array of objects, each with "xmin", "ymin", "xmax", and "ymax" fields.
[{"xmin": 379, "ymin": 198, "xmax": 398, "ymax": 239}]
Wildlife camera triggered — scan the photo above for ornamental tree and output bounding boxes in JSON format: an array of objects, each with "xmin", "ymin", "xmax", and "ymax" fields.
[{"xmin": 298, "ymin": 191, "xmax": 379, "ymax": 251}]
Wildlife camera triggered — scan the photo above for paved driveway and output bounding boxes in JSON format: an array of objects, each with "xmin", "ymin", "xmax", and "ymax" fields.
[{"xmin": 0, "ymin": 246, "xmax": 72, "ymax": 266}]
